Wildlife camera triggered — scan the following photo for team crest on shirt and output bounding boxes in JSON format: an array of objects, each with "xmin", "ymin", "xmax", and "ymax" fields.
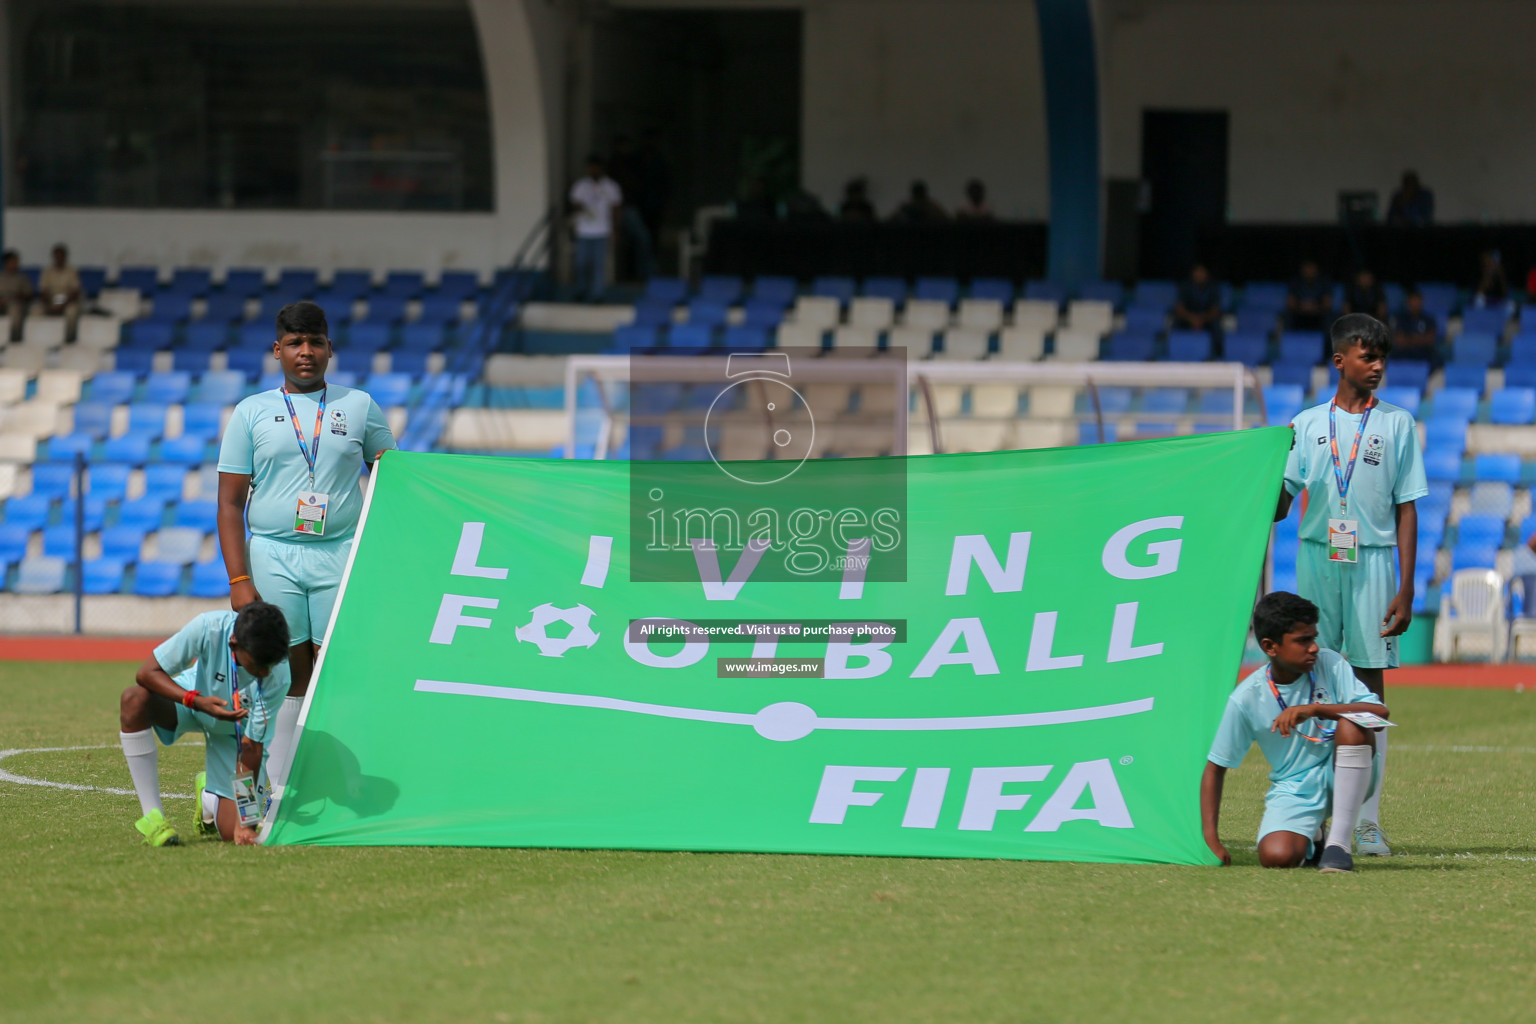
[
  {"xmin": 1363, "ymin": 433, "xmax": 1385, "ymax": 466},
  {"xmin": 330, "ymin": 409, "xmax": 348, "ymax": 435}
]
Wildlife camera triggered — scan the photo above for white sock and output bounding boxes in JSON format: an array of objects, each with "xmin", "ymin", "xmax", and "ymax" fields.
[
  {"xmin": 1357, "ymin": 729, "xmax": 1387, "ymax": 826},
  {"xmin": 1328, "ymin": 744, "xmax": 1375, "ymax": 850},
  {"xmin": 264, "ymin": 696, "xmax": 304, "ymax": 791},
  {"xmin": 119, "ymin": 729, "xmax": 162, "ymax": 817},
  {"xmin": 200, "ymin": 790, "xmax": 219, "ymax": 824}
]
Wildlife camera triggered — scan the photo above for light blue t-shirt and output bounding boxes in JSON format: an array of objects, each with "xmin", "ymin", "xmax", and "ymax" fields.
[
  {"xmin": 217, "ymin": 384, "xmax": 396, "ymax": 544},
  {"xmin": 1283, "ymin": 400, "xmax": 1428, "ymax": 546},
  {"xmin": 153, "ymin": 611, "xmax": 292, "ymax": 746},
  {"xmin": 1207, "ymin": 649, "xmax": 1382, "ymax": 782}
]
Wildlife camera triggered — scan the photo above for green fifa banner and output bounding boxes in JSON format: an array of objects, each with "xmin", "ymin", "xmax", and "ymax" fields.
[{"xmin": 266, "ymin": 429, "xmax": 1290, "ymax": 865}]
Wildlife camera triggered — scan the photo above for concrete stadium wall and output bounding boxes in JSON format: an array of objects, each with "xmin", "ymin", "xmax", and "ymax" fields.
[
  {"xmin": 800, "ymin": 0, "xmax": 1051, "ymax": 222},
  {"xmin": 0, "ymin": 0, "xmax": 560, "ymax": 275},
  {"xmin": 1099, "ymin": 0, "xmax": 1536, "ymax": 223}
]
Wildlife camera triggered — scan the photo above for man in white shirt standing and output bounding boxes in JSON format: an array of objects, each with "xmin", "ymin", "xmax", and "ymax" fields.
[{"xmin": 569, "ymin": 154, "xmax": 623, "ymax": 302}]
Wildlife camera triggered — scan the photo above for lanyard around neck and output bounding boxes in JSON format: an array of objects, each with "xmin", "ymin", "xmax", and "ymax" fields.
[
  {"xmin": 1327, "ymin": 397, "xmax": 1375, "ymax": 514},
  {"xmin": 281, "ymin": 386, "xmax": 326, "ymax": 486},
  {"xmin": 1265, "ymin": 665, "xmax": 1334, "ymax": 744}
]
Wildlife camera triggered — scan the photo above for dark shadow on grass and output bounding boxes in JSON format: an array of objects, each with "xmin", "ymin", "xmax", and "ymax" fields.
[{"xmin": 283, "ymin": 730, "xmax": 400, "ymax": 826}]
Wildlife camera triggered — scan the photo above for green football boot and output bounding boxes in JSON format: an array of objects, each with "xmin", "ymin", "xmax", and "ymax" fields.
[
  {"xmin": 194, "ymin": 771, "xmax": 219, "ymax": 838},
  {"xmin": 135, "ymin": 809, "xmax": 181, "ymax": 847}
]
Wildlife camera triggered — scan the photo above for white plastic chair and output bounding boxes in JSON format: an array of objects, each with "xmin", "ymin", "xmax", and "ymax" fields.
[{"xmin": 1435, "ymin": 568, "xmax": 1507, "ymax": 662}]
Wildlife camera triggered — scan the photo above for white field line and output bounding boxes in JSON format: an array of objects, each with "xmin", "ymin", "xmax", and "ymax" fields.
[{"xmin": 0, "ymin": 744, "xmax": 194, "ymax": 798}]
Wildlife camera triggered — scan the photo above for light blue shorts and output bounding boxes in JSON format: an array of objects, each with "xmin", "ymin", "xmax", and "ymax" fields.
[
  {"xmin": 1259, "ymin": 757, "xmax": 1381, "ymax": 857},
  {"xmin": 1296, "ymin": 540, "xmax": 1401, "ymax": 669},
  {"xmin": 152, "ymin": 670, "xmax": 242, "ymax": 800},
  {"xmin": 248, "ymin": 535, "xmax": 353, "ymax": 646}
]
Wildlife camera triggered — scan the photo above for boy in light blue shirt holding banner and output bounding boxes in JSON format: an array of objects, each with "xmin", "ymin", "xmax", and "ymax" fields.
[
  {"xmin": 118, "ymin": 603, "xmax": 292, "ymax": 845},
  {"xmin": 1202, "ymin": 592, "xmax": 1390, "ymax": 873},
  {"xmin": 1275, "ymin": 313, "xmax": 1427, "ymax": 856},
  {"xmin": 216, "ymin": 301, "xmax": 396, "ymax": 797}
]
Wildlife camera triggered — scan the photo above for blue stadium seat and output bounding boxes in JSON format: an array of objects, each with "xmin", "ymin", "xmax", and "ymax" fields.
[
  {"xmin": 1023, "ymin": 280, "xmax": 1067, "ymax": 306},
  {"xmin": 387, "ymin": 349, "xmax": 430, "ymax": 376},
  {"xmin": 181, "ymin": 321, "xmax": 228, "ymax": 353},
  {"xmin": 221, "ymin": 268, "xmax": 265, "ymax": 298},
  {"xmin": 158, "ymin": 435, "xmax": 208, "ymax": 465},
  {"xmin": 57, "ymin": 496, "xmax": 108, "ymax": 533},
  {"xmin": 189, "ymin": 558, "xmax": 230, "ymax": 598},
  {"xmin": 224, "ymin": 347, "xmax": 268, "ymax": 378},
  {"xmin": 181, "ymin": 403, "xmax": 225, "ymax": 440},
  {"xmin": 366, "ymin": 373, "xmax": 412, "ymax": 407},
  {"xmin": 100, "ymin": 525, "xmax": 148, "ymax": 562},
  {"xmin": 0, "ymin": 523, "xmax": 31, "ymax": 562},
  {"xmin": 416, "ymin": 295, "xmax": 463, "ymax": 325},
  {"xmin": 1094, "ymin": 387, "xmax": 1133, "ymax": 414},
  {"xmin": 1263, "ymin": 384, "xmax": 1305, "ymax": 425},
  {"xmin": 686, "ymin": 301, "xmax": 729, "ymax": 328},
  {"xmin": 667, "ymin": 324, "xmax": 714, "ymax": 348},
  {"xmin": 29, "ymin": 462, "xmax": 76, "ymax": 501},
  {"xmin": 193, "ymin": 371, "xmax": 246, "ymax": 406},
  {"xmin": 1376, "ymin": 386, "xmax": 1421, "ymax": 417},
  {"xmin": 436, "ymin": 270, "xmax": 480, "ymax": 298},
  {"xmin": 398, "ymin": 323, "xmax": 447, "ymax": 352},
  {"xmin": 118, "ymin": 494, "xmax": 168, "ymax": 528},
  {"xmin": 1474, "ymin": 453, "xmax": 1521, "ymax": 483},
  {"xmin": 5, "ymin": 494, "xmax": 53, "ymax": 531},
  {"xmin": 751, "ymin": 276, "xmax": 797, "ymax": 305},
  {"xmin": 1269, "ymin": 362, "xmax": 1314, "ymax": 389},
  {"xmin": 347, "ymin": 322, "xmax": 391, "ymax": 353},
  {"xmin": 42, "ymin": 524, "xmax": 79, "ymax": 559},
  {"xmin": 1166, "ymin": 330, "xmax": 1211, "ymax": 362},
  {"xmin": 198, "ymin": 292, "xmax": 247, "ymax": 324},
  {"xmin": 125, "ymin": 403, "xmax": 168, "ymax": 438},
  {"xmin": 113, "ymin": 348, "xmax": 157, "ymax": 375},
  {"xmin": 1131, "ymin": 280, "xmax": 1177, "ymax": 308},
  {"xmin": 310, "ymin": 291, "xmax": 354, "ymax": 327},
  {"xmin": 328, "ymin": 371, "xmax": 358, "ymax": 389},
  {"xmin": 132, "ymin": 561, "xmax": 184, "ymax": 597},
  {"xmin": 1234, "ymin": 308, "xmax": 1279, "ymax": 335},
  {"xmin": 863, "ymin": 277, "xmax": 907, "ymax": 304},
  {"xmin": 630, "ymin": 301, "xmax": 675, "ymax": 329},
  {"xmin": 1104, "ymin": 332, "xmax": 1155, "ymax": 361},
  {"xmin": 144, "ymin": 371, "xmax": 192, "ymax": 405},
  {"xmin": 613, "ymin": 325, "xmax": 659, "ymax": 351},
  {"xmin": 1508, "ymin": 333, "xmax": 1536, "ymax": 365},
  {"xmin": 146, "ymin": 292, "xmax": 193, "ymax": 323},
  {"xmin": 1423, "ymin": 448, "xmax": 1463, "ymax": 483},
  {"xmin": 83, "ymin": 558, "xmax": 128, "ymax": 595},
  {"xmin": 698, "ymin": 275, "xmax": 743, "ymax": 305},
  {"xmin": 79, "ymin": 267, "xmax": 106, "ymax": 297},
  {"xmin": 1278, "ymin": 331, "xmax": 1324, "ymax": 365},
  {"xmin": 723, "ymin": 326, "xmax": 771, "ymax": 350},
  {"xmin": 330, "ymin": 270, "xmax": 373, "ymax": 299},
  {"xmin": 1452, "ymin": 544, "xmax": 1499, "ymax": 572},
  {"xmin": 258, "ymin": 370, "xmax": 284, "ymax": 391},
  {"xmin": 1077, "ymin": 280, "xmax": 1124, "ymax": 307},
  {"xmin": 1385, "ymin": 361, "xmax": 1430, "ymax": 392},
  {"xmin": 154, "ymin": 526, "xmax": 206, "ymax": 565},
  {"xmin": 171, "ymin": 348, "xmax": 214, "ymax": 377},
  {"xmin": 276, "ymin": 268, "xmax": 318, "ymax": 296},
  {"xmin": 1461, "ymin": 307, "xmax": 1508, "ymax": 336},
  {"xmin": 914, "ymin": 277, "xmax": 960, "ymax": 305},
  {"xmin": 1468, "ymin": 481, "xmax": 1515, "ymax": 520},
  {"xmin": 969, "ymin": 278, "xmax": 1014, "ymax": 304},
  {"xmin": 88, "ymin": 463, "xmax": 132, "ymax": 501},
  {"xmin": 364, "ymin": 295, "xmax": 408, "ymax": 324},
  {"xmin": 1505, "ymin": 363, "xmax": 1536, "ymax": 390},
  {"xmin": 116, "ymin": 267, "xmax": 160, "ymax": 294},
  {"xmin": 1432, "ymin": 387, "xmax": 1481, "ymax": 420},
  {"xmin": 742, "ymin": 301, "xmax": 786, "ymax": 330},
  {"xmin": 123, "ymin": 320, "xmax": 175, "ymax": 350},
  {"xmin": 13, "ymin": 556, "xmax": 67, "ymax": 594},
  {"xmin": 1452, "ymin": 331, "xmax": 1498, "ymax": 366},
  {"xmin": 382, "ymin": 271, "xmax": 425, "ymax": 298},
  {"xmin": 1142, "ymin": 388, "xmax": 1189, "ymax": 414},
  {"xmin": 168, "ymin": 268, "xmax": 212, "ymax": 296},
  {"xmin": 1221, "ymin": 333, "xmax": 1268, "ymax": 366},
  {"xmin": 1423, "ymin": 416, "xmax": 1468, "ymax": 454},
  {"xmin": 1241, "ymin": 282, "xmax": 1288, "ymax": 308},
  {"xmin": 1442, "ymin": 363, "xmax": 1488, "ymax": 393},
  {"xmin": 1125, "ymin": 307, "xmax": 1169, "ymax": 335},
  {"xmin": 813, "ymin": 276, "xmax": 856, "ymax": 304},
  {"xmin": 644, "ymin": 277, "xmax": 689, "ymax": 304},
  {"xmin": 1490, "ymin": 388, "xmax": 1536, "ymax": 425},
  {"xmin": 1456, "ymin": 515, "xmax": 1506, "ymax": 548},
  {"xmin": 259, "ymin": 294, "xmax": 294, "ymax": 322},
  {"xmin": 173, "ymin": 501, "xmax": 218, "ymax": 532},
  {"xmin": 45, "ymin": 434, "xmax": 93, "ymax": 461},
  {"xmin": 102, "ymin": 434, "xmax": 153, "ymax": 465}
]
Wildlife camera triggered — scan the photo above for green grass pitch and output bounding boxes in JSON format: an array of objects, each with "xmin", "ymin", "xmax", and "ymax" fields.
[{"xmin": 1, "ymin": 661, "xmax": 1532, "ymax": 1023}]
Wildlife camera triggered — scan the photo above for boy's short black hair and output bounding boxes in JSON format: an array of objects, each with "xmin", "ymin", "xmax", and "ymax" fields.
[
  {"xmin": 1331, "ymin": 312, "xmax": 1392, "ymax": 357},
  {"xmin": 233, "ymin": 601, "xmax": 291, "ymax": 668},
  {"xmin": 275, "ymin": 300, "xmax": 329, "ymax": 339},
  {"xmin": 1252, "ymin": 591, "xmax": 1319, "ymax": 645}
]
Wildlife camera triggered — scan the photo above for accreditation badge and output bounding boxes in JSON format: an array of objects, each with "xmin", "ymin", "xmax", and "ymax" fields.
[
  {"xmin": 294, "ymin": 491, "xmax": 329, "ymax": 536},
  {"xmin": 233, "ymin": 769, "xmax": 264, "ymax": 827},
  {"xmin": 1327, "ymin": 518, "xmax": 1358, "ymax": 563}
]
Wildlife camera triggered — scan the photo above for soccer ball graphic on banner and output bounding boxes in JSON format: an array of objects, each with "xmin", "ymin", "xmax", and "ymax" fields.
[{"xmin": 514, "ymin": 603, "xmax": 601, "ymax": 658}]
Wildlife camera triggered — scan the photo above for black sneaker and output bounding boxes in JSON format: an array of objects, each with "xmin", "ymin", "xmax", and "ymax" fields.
[{"xmin": 1317, "ymin": 845, "xmax": 1354, "ymax": 873}]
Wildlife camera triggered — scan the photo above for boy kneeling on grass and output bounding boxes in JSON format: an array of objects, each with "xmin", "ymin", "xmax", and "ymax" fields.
[
  {"xmin": 1202, "ymin": 591, "xmax": 1390, "ymax": 873},
  {"xmin": 118, "ymin": 603, "xmax": 291, "ymax": 846}
]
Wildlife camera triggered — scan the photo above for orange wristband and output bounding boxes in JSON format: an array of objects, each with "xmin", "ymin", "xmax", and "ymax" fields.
[
  {"xmin": 228, "ymin": 575, "xmax": 251, "ymax": 585},
  {"xmin": 182, "ymin": 690, "xmax": 199, "ymax": 708}
]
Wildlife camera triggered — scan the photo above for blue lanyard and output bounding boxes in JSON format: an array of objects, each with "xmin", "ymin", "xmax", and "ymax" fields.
[
  {"xmin": 1327, "ymin": 398, "xmax": 1375, "ymax": 515},
  {"xmin": 281, "ymin": 386, "xmax": 326, "ymax": 486},
  {"xmin": 230, "ymin": 651, "xmax": 245, "ymax": 751},
  {"xmin": 1265, "ymin": 666, "xmax": 1335, "ymax": 743}
]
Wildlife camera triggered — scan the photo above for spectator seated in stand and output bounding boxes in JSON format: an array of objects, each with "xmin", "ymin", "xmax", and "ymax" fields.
[
  {"xmin": 1391, "ymin": 291, "xmax": 1440, "ymax": 367},
  {"xmin": 0, "ymin": 249, "xmax": 34, "ymax": 341},
  {"xmin": 1344, "ymin": 269, "xmax": 1388, "ymax": 321},
  {"xmin": 1172, "ymin": 263, "xmax": 1222, "ymax": 332},
  {"xmin": 838, "ymin": 178, "xmax": 876, "ymax": 224},
  {"xmin": 1386, "ymin": 170, "xmax": 1434, "ymax": 226},
  {"xmin": 889, "ymin": 181, "xmax": 949, "ymax": 225},
  {"xmin": 1286, "ymin": 260, "xmax": 1333, "ymax": 332},
  {"xmin": 1474, "ymin": 249, "xmax": 1509, "ymax": 309},
  {"xmin": 954, "ymin": 179, "xmax": 994, "ymax": 221},
  {"xmin": 39, "ymin": 243, "xmax": 84, "ymax": 340}
]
